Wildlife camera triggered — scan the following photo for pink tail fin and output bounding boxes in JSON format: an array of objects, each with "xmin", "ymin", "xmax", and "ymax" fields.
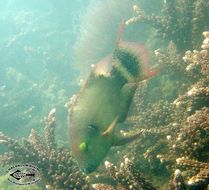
[
  {"xmin": 114, "ymin": 21, "xmax": 160, "ymax": 80},
  {"xmin": 119, "ymin": 41, "xmax": 160, "ymax": 80},
  {"xmin": 115, "ymin": 20, "xmax": 126, "ymax": 48}
]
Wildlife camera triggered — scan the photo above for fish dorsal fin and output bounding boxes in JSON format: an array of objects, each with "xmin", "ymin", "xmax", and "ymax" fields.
[
  {"xmin": 93, "ymin": 54, "xmax": 113, "ymax": 77},
  {"xmin": 102, "ymin": 116, "xmax": 118, "ymax": 136}
]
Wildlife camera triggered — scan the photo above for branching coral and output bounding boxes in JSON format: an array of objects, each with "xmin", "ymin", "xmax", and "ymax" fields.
[
  {"xmin": 0, "ymin": 109, "xmax": 93, "ymax": 190},
  {"xmin": 176, "ymin": 107, "xmax": 209, "ymax": 159},
  {"xmin": 126, "ymin": 0, "xmax": 209, "ymax": 51},
  {"xmin": 173, "ymin": 31, "xmax": 209, "ymax": 115},
  {"xmin": 168, "ymin": 169, "xmax": 187, "ymax": 190},
  {"xmin": 183, "ymin": 31, "xmax": 209, "ymax": 77},
  {"xmin": 126, "ymin": 102, "xmax": 208, "ymax": 187},
  {"xmin": 154, "ymin": 42, "xmax": 188, "ymax": 75},
  {"xmin": 104, "ymin": 157, "xmax": 156, "ymax": 190},
  {"xmin": 1, "ymin": 2, "xmax": 209, "ymax": 189},
  {"xmin": 176, "ymin": 158, "xmax": 209, "ymax": 189},
  {"xmin": 92, "ymin": 183, "xmax": 118, "ymax": 190},
  {"xmin": 115, "ymin": 29, "xmax": 209, "ymax": 189}
]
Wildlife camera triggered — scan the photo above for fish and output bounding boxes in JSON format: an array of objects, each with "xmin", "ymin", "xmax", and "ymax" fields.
[{"xmin": 68, "ymin": 21, "xmax": 160, "ymax": 173}]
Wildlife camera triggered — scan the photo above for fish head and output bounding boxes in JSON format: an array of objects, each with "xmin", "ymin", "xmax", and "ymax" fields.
[{"xmin": 69, "ymin": 123, "xmax": 112, "ymax": 173}]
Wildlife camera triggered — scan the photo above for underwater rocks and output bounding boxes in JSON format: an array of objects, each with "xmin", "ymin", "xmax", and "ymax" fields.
[{"xmin": 0, "ymin": 109, "xmax": 93, "ymax": 190}]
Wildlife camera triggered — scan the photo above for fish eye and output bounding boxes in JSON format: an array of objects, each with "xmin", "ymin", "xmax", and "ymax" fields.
[{"xmin": 79, "ymin": 142, "xmax": 88, "ymax": 152}]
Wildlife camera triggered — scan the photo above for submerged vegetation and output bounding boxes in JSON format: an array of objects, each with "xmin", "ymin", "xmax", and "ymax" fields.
[{"xmin": 0, "ymin": 0, "xmax": 209, "ymax": 189}]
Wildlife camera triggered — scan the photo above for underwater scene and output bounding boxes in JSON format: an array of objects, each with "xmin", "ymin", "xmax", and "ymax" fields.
[{"xmin": 0, "ymin": 0, "xmax": 208, "ymax": 189}]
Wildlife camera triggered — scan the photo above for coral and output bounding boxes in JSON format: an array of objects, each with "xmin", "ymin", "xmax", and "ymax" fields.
[
  {"xmin": 176, "ymin": 158, "xmax": 209, "ymax": 189},
  {"xmin": 173, "ymin": 31, "xmax": 209, "ymax": 116},
  {"xmin": 183, "ymin": 31, "xmax": 209, "ymax": 77},
  {"xmin": 126, "ymin": 0, "xmax": 209, "ymax": 51},
  {"xmin": 1, "ymin": 2, "xmax": 209, "ymax": 189},
  {"xmin": 128, "ymin": 99, "xmax": 177, "ymax": 128},
  {"xmin": 154, "ymin": 42, "xmax": 188, "ymax": 76},
  {"xmin": 0, "ymin": 109, "xmax": 93, "ymax": 190},
  {"xmin": 168, "ymin": 169, "xmax": 187, "ymax": 190},
  {"xmin": 176, "ymin": 107, "xmax": 209, "ymax": 159},
  {"xmin": 105, "ymin": 157, "xmax": 156, "ymax": 190},
  {"xmin": 92, "ymin": 184, "xmax": 118, "ymax": 190},
  {"xmin": 114, "ymin": 30, "xmax": 209, "ymax": 189}
]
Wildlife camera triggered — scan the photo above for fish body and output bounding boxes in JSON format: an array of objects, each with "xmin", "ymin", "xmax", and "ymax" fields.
[{"xmin": 69, "ymin": 23, "xmax": 159, "ymax": 173}]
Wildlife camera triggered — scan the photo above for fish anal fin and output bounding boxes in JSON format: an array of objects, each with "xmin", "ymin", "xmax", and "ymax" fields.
[
  {"xmin": 118, "ymin": 83, "xmax": 137, "ymax": 122},
  {"xmin": 141, "ymin": 66, "xmax": 160, "ymax": 80},
  {"xmin": 112, "ymin": 131, "xmax": 142, "ymax": 146}
]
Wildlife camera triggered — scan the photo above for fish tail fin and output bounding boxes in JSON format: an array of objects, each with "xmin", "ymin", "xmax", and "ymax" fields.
[
  {"xmin": 115, "ymin": 20, "xmax": 126, "ymax": 48},
  {"xmin": 114, "ymin": 41, "xmax": 160, "ymax": 83},
  {"xmin": 113, "ymin": 21, "xmax": 160, "ymax": 83}
]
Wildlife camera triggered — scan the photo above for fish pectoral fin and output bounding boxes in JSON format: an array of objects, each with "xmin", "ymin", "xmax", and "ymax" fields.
[
  {"xmin": 102, "ymin": 116, "xmax": 118, "ymax": 136},
  {"xmin": 112, "ymin": 131, "xmax": 142, "ymax": 146}
]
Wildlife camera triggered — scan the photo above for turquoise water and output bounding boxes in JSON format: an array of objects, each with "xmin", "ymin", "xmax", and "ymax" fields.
[
  {"xmin": 0, "ymin": 0, "xmax": 208, "ymax": 189},
  {"xmin": 0, "ymin": 0, "xmax": 85, "ymax": 140}
]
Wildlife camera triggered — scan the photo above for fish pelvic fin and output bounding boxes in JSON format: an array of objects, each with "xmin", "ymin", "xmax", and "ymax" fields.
[{"xmin": 140, "ymin": 66, "xmax": 160, "ymax": 80}]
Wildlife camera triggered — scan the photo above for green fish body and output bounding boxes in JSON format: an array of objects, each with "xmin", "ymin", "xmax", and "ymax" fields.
[{"xmin": 69, "ymin": 23, "xmax": 159, "ymax": 173}]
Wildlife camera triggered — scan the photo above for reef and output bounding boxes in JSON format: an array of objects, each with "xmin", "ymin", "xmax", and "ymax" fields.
[
  {"xmin": 1, "ymin": 1, "xmax": 209, "ymax": 190},
  {"xmin": 1, "ymin": 39, "xmax": 208, "ymax": 189},
  {"xmin": 126, "ymin": 0, "xmax": 209, "ymax": 52},
  {"xmin": 104, "ymin": 157, "xmax": 157, "ymax": 190},
  {"xmin": 116, "ymin": 30, "xmax": 209, "ymax": 189},
  {"xmin": 0, "ymin": 109, "xmax": 93, "ymax": 190},
  {"xmin": 0, "ymin": 109, "xmax": 159, "ymax": 190}
]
